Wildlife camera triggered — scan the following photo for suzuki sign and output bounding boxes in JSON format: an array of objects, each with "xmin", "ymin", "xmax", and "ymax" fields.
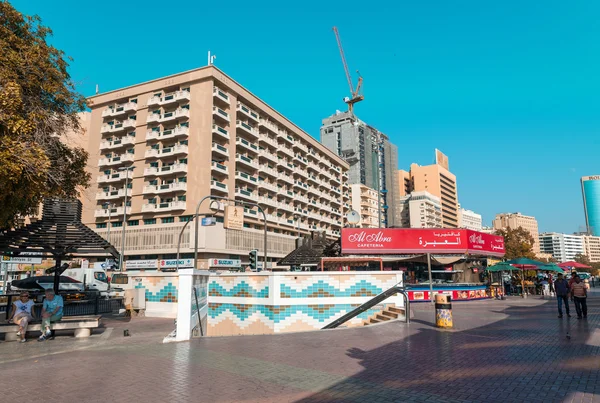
[{"xmin": 341, "ymin": 228, "xmax": 505, "ymax": 256}]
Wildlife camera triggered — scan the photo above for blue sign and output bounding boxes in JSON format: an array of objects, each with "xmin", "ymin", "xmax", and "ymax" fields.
[{"xmin": 202, "ymin": 217, "xmax": 216, "ymax": 226}]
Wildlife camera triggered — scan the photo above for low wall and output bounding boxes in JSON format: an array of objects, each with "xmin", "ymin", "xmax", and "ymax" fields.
[
  {"xmin": 208, "ymin": 271, "xmax": 404, "ymax": 336},
  {"xmin": 130, "ymin": 272, "xmax": 179, "ymax": 318}
]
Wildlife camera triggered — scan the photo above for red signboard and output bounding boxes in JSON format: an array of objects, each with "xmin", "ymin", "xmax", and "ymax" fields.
[{"xmin": 341, "ymin": 228, "xmax": 505, "ymax": 256}]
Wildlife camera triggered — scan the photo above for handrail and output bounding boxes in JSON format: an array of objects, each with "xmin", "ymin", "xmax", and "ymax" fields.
[{"xmin": 321, "ymin": 283, "xmax": 410, "ymax": 329}]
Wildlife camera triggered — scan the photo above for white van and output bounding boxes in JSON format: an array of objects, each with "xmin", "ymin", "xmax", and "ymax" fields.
[{"xmin": 63, "ymin": 268, "xmax": 109, "ymax": 293}]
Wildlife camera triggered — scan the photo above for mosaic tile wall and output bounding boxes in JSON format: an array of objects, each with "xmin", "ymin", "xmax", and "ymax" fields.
[
  {"xmin": 133, "ymin": 275, "xmax": 179, "ymax": 303},
  {"xmin": 207, "ymin": 272, "xmax": 403, "ymax": 336}
]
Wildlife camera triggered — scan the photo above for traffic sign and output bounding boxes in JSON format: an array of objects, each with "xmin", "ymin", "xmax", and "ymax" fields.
[{"xmin": 2, "ymin": 256, "xmax": 42, "ymax": 264}]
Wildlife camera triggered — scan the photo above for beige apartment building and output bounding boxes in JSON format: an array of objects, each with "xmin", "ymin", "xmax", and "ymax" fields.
[
  {"xmin": 83, "ymin": 66, "xmax": 349, "ymax": 269},
  {"xmin": 350, "ymin": 184, "xmax": 382, "ymax": 228},
  {"xmin": 398, "ymin": 191, "xmax": 443, "ymax": 228},
  {"xmin": 583, "ymin": 235, "xmax": 600, "ymax": 263},
  {"xmin": 397, "ymin": 151, "xmax": 459, "ymax": 228},
  {"xmin": 493, "ymin": 212, "xmax": 540, "ymax": 255}
]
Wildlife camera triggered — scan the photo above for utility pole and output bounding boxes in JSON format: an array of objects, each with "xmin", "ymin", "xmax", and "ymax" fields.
[{"xmin": 119, "ymin": 167, "xmax": 133, "ymax": 272}]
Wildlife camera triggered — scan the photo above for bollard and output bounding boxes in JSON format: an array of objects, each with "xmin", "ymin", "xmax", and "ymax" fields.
[{"xmin": 435, "ymin": 294, "xmax": 453, "ymax": 328}]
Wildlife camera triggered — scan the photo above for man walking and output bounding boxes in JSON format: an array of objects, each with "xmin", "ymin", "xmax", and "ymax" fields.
[
  {"xmin": 554, "ymin": 273, "xmax": 571, "ymax": 318},
  {"xmin": 570, "ymin": 275, "xmax": 588, "ymax": 319}
]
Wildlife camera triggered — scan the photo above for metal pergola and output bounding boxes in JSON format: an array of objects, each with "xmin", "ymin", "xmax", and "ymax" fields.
[{"xmin": 0, "ymin": 198, "xmax": 119, "ymax": 293}]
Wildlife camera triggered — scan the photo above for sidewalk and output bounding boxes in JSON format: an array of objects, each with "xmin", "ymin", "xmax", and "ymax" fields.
[{"xmin": 2, "ymin": 296, "xmax": 600, "ymax": 402}]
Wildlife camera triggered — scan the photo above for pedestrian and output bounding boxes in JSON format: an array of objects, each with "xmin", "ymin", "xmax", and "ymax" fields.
[
  {"xmin": 554, "ymin": 273, "xmax": 571, "ymax": 319},
  {"xmin": 570, "ymin": 275, "xmax": 588, "ymax": 319},
  {"xmin": 548, "ymin": 272, "xmax": 554, "ymax": 296},
  {"xmin": 7, "ymin": 291, "xmax": 36, "ymax": 343},
  {"xmin": 38, "ymin": 289, "xmax": 64, "ymax": 342}
]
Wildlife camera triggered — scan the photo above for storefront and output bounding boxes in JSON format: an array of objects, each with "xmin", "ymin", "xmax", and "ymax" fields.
[{"xmin": 341, "ymin": 228, "xmax": 506, "ymax": 302}]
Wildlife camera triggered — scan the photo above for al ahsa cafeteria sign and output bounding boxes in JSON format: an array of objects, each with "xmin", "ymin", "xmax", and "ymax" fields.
[{"xmin": 341, "ymin": 228, "xmax": 505, "ymax": 257}]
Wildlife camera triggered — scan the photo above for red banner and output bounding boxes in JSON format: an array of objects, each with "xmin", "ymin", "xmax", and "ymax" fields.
[{"xmin": 341, "ymin": 228, "xmax": 505, "ymax": 256}]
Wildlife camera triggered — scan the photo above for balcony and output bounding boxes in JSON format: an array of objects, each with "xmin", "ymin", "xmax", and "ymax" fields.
[
  {"xmin": 98, "ymin": 154, "xmax": 135, "ymax": 167},
  {"xmin": 258, "ymin": 196, "xmax": 277, "ymax": 207},
  {"xmin": 258, "ymin": 150, "xmax": 278, "ymax": 164},
  {"xmin": 96, "ymin": 188, "xmax": 131, "ymax": 200},
  {"xmin": 236, "ymin": 120, "xmax": 258, "ymax": 139},
  {"xmin": 235, "ymin": 171, "xmax": 258, "ymax": 186},
  {"xmin": 212, "ymin": 124, "xmax": 229, "ymax": 140},
  {"xmin": 259, "ymin": 119, "xmax": 279, "ymax": 134},
  {"xmin": 278, "ymin": 131, "xmax": 294, "ymax": 145},
  {"xmin": 235, "ymin": 188, "xmax": 256, "ymax": 201},
  {"xmin": 265, "ymin": 214, "xmax": 279, "ymax": 223},
  {"xmin": 294, "ymin": 154, "xmax": 308, "ymax": 166},
  {"xmin": 100, "ymin": 136, "xmax": 136, "ymax": 150},
  {"xmin": 258, "ymin": 134, "xmax": 278, "ymax": 149},
  {"xmin": 161, "ymin": 108, "xmax": 190, "ymax": 123},
  {"xmin": 145, "ymin": 148, "xmax": 160, "ymax": 159},
  {"xmin": 144, "ymin": 163, "xmax": 188, "ymax": 177},
  {"xmin": 261, "ymin": 166, "xmax": 278, "ymax": 178},
  {"xmin": 212, "ymin": 106, "xmax": 230, "ymax": 122},
  {"xmin": 211, "ymin": 161, "xmax": 228, "ymax": 176},
  {"xmin": 146, "ymin": 126, "xmax": 189, "ymax": 141},
  {"xmin": 143, "ymin": 182, "xmax": 187, "ymax": 195},
  {"xmin": 236, "ymin": 102, "xmax": 260, "ymax": 122},
  {"xmin": 236, "ymin": 138, "xmax": 258, "ymax": 154},
  {"xmin": 211, "ymin": 143, "xmax": 229, "ymax": 158},
  {"xmin": 159, "ymin": 144, "xmax": 189, "ymax": 158},
  {"xmin": 292, "ymin": 141, "xmax": 308, "ymax": 153},
  {"xmin": 258, "ymin": 181, "xmax": 278, "ymax": 193},
  {"xmin": 210, "ymin": 180, "xmax": 228, "ymax": 194},
  {"xmin": 141, "ymin": 200, "xmax": 186, "ymax": 213},
  {"xmin": 101, "ymin": 119, "xmax": 136, "ymax": 134},
  {"xmin": 96, "ymin": 170, "xmax": 132, "ymax": 184},
  {"xmin": 148, "ymin": 90, "xmax": 191, "ymax": 106},
  {"xmin": 278, "ymin": 146, "xmax": 294, "ymax": 159},
  {"xmin": 102, "ymin": 102, "xmax": 137, "ymax": 118},
  {"xmin": 277, "ymin": 202, "xmax": 294, "ymax": 214},
  {"xmin": 277, "ymin": 173, "xmax": 294, "ymax": 185},
  {"xmin": 94, "ymin": 206, "xmax": 126, "ymax": 218},
  {"xmin": 235, "ymin": 153, "xmax": 259, "ymax": 170},
  {"xmin": 213, "ymin": 86, "xmax": 230, "ymax": 105}
]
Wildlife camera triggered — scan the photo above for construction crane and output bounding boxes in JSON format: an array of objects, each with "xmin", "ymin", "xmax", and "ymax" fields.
[{"xmin": 333, "ymin": 26, "xmax": 364, "ymax": 114}]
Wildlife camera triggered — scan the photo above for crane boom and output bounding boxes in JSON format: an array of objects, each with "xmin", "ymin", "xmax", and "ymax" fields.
[
  {"xmin": 332, "ymin": 26, "xmax": 364, "ymax": 113},
  {"xmin": 333, "ymin": 27, "xmax": 354, "ymax": 95}
]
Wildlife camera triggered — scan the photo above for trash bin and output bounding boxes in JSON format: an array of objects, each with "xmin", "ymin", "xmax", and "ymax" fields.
[{"xmin": 435, "ymin": 294, "xmax": 452, "ymax": 328}]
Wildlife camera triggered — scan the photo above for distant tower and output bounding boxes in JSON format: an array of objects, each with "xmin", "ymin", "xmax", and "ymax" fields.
[{"xmin": 581, "ymin": 175, "xmax": 600, "ymax": 236}]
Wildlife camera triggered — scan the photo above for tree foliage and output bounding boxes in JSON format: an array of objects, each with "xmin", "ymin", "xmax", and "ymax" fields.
[
  {"xmin": 495, "ymin": 226, "xmax": 536, "ymax": 260},
  {"xmin": 574, "ymin": 253, "xmax": 591, "ymax": 266},
  {"xmin": 0, "ymin": 1, "xmax": 89, "ymax": 229}
]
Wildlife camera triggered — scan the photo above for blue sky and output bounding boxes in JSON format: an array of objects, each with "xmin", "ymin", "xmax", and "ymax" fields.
[{"xmin": 12, "ymin": 0, "xmax": 600, "ymax": 233}]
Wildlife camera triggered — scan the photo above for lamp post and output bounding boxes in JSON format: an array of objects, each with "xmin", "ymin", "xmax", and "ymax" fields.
[
  {"xmin": 118, "ymin": 166, "xmax": 133, "ymax": 272},
  {"xmin": 102, "ymin": 202, "xmax": 113, "ymax": 243}
]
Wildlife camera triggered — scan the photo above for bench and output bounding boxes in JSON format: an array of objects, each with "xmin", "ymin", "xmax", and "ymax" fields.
[{"xmin": 0, "ymin": 316, "xmax": 101, "ymax": 341}]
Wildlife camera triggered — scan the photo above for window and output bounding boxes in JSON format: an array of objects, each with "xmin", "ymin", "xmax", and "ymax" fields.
[
  {"xmin": 96, "ymin": 223, "xmax": 107, "ymax": 229},
  {"xmin": 162, "ymin": 217, "xmax": 175, "ymax": 224},
  {"xmin": 104, "ymin": 170, "xmax": 111, "ymax": 175},
  {"xmin": 151, "ymin": 126, "xmax": 160, "ymax": 132},
  {"xmin": 129, "ymin": 115, "xmax": 137, "ymax": 120},
  {"xmin": 127, "ymin": 183, "xmax": 132, "ymax": 189},
  {"xmin": 178, "ymin": 177, "xmax": 187, "ymax": 183},
  {"xmin": 149, "ymin": 198, "xmax": 157, "ymax": 204},
  {"xmin": 182, "ymin": 104, "xmax": 190, "ymax": 110},
  {"xmin": 177, "ymin": 195, "xmax": 186, "ymax": 202},
  {"xmin": 179, "ymin": 140, "xmax": 188, "ymax": 145},
  {"xmin": 181, "ymin": 87, "xmax": 190, "ymax": 92},
  {"xmin": 150, "ymin": 162, "xmax": 159, "ymax": 168},
  {"xmin": 112, "ymin": 221, "xmax": 123, "ymax": 228},
  {"xmin": 179, "ymin": 158, "xmax": 188, "ymax": 164},
  {"xmin": 150, "ymin": 180, "xmax": 158, "ymax": 186},
  {"xmin": 130, "ymin": 98, "xmax": 138, "ymax": 103},
  {"xmin": 179, "ymin": 216, "xmax": 193, "ymax": 222},
  {"xmin": 180, "ymin": 122, "xmax": 189, "ymax": 127},
  {"xmin": 127, "ymin": 220, "xmax": 139, "ymax": 226},
  {"xmin": 144, "ymin": 218, "xmax": 156, "ymax": 225}
]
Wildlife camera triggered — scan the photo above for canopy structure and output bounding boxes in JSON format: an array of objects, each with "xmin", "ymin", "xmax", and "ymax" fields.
[
  {"xmin": 486, "ymin": 262, "xmax": 515, "ymax": 272},
  {"xmin": 538, "ymin": 263, "xmax": 564, "ymax": 273},
  {"xmin": 558, "ymin": 261, "xmax": 592, "ymax": 270},
  {"xmin": 0, "ymin": 198, "xmax": 119, "ymax": 292},
  {"xmin": 505, "ymin": 258, "xmax": 545, "ymax": 268}
]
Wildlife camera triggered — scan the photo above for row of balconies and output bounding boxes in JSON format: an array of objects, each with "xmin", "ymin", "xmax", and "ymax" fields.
[
  {"xmin": 144, "ymin": 144, "xmax": 189, "ymax": 159},
  {"xmin": 100, "ymin": 136, "xmax": 136, "ymax": 150},
  {"xmin": 101, "ymin": 119, "xmax": 136, "ymax": 134},
  {"xmin": 142, "ymin": 182, "xmax": 187, "ymax": 195},
  {"xmin": 102, "ymin": 102, "xmax": 137, "ymax": 118},
  {"xmin": 141, "ymin": 200, "xmax": 186, "ymax": 213},
  {"xmin": 97, "ymin": 170, "xmax": 132, "ymax": 184},
  {"xmin": 99, "ymin": 154, "xmax": 135, "ymax": 167},
  {"xmin": 147, "ymin": 90, "xmax": 190, "ymax": 106},
  {"xmin": 146, "ymin": 126, "xmax": 189, "ymax": 141},
  {"xmin": 144, "ymin": 163, "xmax": 188, "ymax": 176},
  {"xmin": 146, "ymin": 108, "xmax": 190, "ymax": 124},
  {"xmin": 96, "ymin": 188, "xmax": 132, "ymax": 201},
  {"xmin": 237, "ymin": 102, "xmax": 259, "ymax": 122}
]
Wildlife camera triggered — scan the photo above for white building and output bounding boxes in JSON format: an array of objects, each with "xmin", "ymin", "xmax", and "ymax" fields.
[
  {"xmin": 350, "ymin": 184, "xmax": 382, "ymax": 228},
  {"xmin": 458, "ymin": 208, "xmax": 482, "ymax": 231},
  {"xmin": 398, "ymin": 191, "xmax": 443, "ymax": 228},
  {"xmin": 539, "ymin": 233, "xmax": 584, "ymax": 263}
]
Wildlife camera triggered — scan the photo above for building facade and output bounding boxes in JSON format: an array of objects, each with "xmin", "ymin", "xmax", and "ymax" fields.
[
  {"xmin": 583, "ymin": 235, "xmax": 600, "ymax": 263},
  {"xmin": 397, "ymin": 150, "xmax": 459, "ymax": 228},
  {"xmin": 539, "ymin": 233, "xmax": 584, "ymax": 263},
  {"xmin": 320, "ymin": 111, "xmax": 400, "ymax": 227},
  {"xmin": 83, "ymin": 66, "xmax": 349, "ymax": 269},
  {"xmin": 458, "ymin": 208, "xmax": 482, "ymax": 231},
  {"xmin": 582, "ymin": 175, "xmax": 600, "ymax": 236},
  {"xmin": 493, "ymin": 212, "xmax": 541, "ymax": 256},
  {"xmin": 350, "ymin": 184, "xmax": 382, "ymax": 228},
  {"xmin": 398, "ymin": 191, "xmax": 443, "ymax": 228}
]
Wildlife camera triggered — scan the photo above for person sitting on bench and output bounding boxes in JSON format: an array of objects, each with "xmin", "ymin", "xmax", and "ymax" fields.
[
  {"xmin": 8, "ymin": 291, "xmax": 36, "ymax": 343},
  {"xmin": 38, "ymin": 289, "xmax": 63, "ymax": 342}
]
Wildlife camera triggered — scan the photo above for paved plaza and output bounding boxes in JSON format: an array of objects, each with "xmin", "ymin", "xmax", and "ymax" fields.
[{"xmin": 3, "ymin": 293, "xmax": 600, "ymax": 403}]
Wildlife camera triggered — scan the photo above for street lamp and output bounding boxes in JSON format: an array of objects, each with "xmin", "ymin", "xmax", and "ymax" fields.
[{"xmin": 118, "ymin": 166, "xmax": 134, "ymax": 272}]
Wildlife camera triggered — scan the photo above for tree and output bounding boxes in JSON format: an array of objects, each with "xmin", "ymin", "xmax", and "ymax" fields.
[
  {"xmin": 573, "ymin": 253, "xmax": 591, "ymax": 266},
  {"xmin": 0, "ymin": 1, "xmax": 89, "ymax": 229},
  {"xmin": 494, "ymin": 227, "xmax": 536, "ymax": 260}
]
